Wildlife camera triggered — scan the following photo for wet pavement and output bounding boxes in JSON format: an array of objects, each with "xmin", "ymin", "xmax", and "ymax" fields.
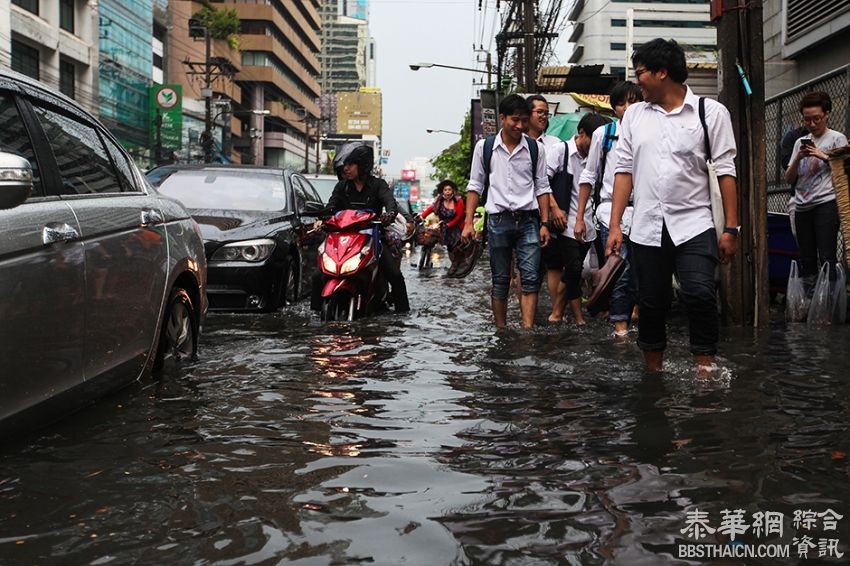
[{"xmin": 2, "ymin": 248, "xmax": 850, "ymax": 565}]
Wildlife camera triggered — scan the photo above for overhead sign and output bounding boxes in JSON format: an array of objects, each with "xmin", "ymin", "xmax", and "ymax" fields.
[
  {"xmin": 150, "ymin": 84, "xmax": 182, "ymax": 152},
  {"xmin": 401, "ymin": 169, "xmax": 416, "ymax": 181},
  {"xmin": 336, "ymin": 91, "xmax": 382, "ymax": 136}
]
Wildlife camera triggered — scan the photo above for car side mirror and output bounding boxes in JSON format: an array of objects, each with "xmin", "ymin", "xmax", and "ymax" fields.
[
  {"xmin": 0, "ymin": 152, "xmax": 33, "ymax": 210},
  {"xmin": 303, "ymin": 200, "xmax": 326, "ymax": 215}
]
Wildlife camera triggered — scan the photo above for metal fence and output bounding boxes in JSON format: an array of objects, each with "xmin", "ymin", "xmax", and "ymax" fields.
[{"xmin": 764, "ymin": 64, "xmax": 850, "ymax": 213}]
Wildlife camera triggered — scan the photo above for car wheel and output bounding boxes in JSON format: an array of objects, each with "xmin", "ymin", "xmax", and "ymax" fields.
[
  {"xmin": 154, "ymin": 287, "xmax": 197, "ymax": 371},
  {"xmin": 282, "ymin": 257, "xmax": 299, "ymax": 306}
]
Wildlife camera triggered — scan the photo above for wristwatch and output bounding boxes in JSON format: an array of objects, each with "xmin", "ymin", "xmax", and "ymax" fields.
[{"xmin": 723, "ymin": 226, "xmax": 740, "ymax": 237}]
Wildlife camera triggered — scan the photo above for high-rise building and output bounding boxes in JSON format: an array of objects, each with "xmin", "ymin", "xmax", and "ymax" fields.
[
  {"xmin": 1, "ymin": 0, "xmax": 99, "ymax": 115},
  {"xmin": 566, "ymin": 0, "xmax": 717, "ymax": 93},
  {"xmin": 99, "ymin": 0, "xmax": 155, "ymax": 160},
  {"xmin": 320, "ymin": 1, "xmax": 370, "ymax": 93},
  {"xmin": 226, "ymin": 0, "xmax": 321, "ymax": 169},
  {"xmin": 165, "ymin": 1, "xmax": 321, "ymax": 170}
]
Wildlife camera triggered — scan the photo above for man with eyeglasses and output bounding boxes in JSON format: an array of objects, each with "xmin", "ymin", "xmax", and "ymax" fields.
[
  {"xmin": 526, "ymin": 94, "xmax": 569, "ymax": 322},
  {"xmin": 784, "ymin": 91, "xmax": 848, "ymax": 289},
  {"xmin": 605, "ymin": 38, "xmax": 738, "ymax": 376}
]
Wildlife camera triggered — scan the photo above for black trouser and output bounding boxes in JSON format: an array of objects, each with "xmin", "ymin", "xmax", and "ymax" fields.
[
  {"xmin": 310, "ymin": 244, "xmax": 409, "ymax": 312},
  {"xmin": 795, "ymin": 200, "xmax": 839, "ymax": 282},
  {"xmin": 631, "ymin": 225, "xmax": 719, "ymax": 356},
  {"xmin": 560, "ymin": 237, "xmax": 591, "ymax": 301}
]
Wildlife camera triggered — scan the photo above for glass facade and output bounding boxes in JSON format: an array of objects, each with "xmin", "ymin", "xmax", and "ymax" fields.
[
  {"xmin": 98, "ymin": 0, "xmax": 154, "ymax": 161},
  {"xmin": 345, "ymin": 0, "xmax": 368, "ymax": 21}
]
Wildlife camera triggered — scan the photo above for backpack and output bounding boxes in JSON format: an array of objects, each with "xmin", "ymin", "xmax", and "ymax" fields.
[
  {"xmin": 480, "ymin": 133, "xmax": 539, "ymax": 204},
  {"xmin": 592, "ymin": 121, "xmax": 618, "ymax": 213}
]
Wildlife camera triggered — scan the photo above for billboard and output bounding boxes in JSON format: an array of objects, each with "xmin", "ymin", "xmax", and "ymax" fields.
[
  {"xmin": 336, "ymin": 91, "xmax": 382, "ymax": 136},
  {"xmin": 149, "ymin": 84, "xmax": 182, "ymax": 154},
  {"xmin": 401, "ymin": 169, "xmax": 416, "ymax": 181}
]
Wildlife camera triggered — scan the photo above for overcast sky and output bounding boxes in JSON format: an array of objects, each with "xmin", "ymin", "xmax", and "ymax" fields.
[{"xmin": 370, "ymin": 0, "xmax": 494, "ymax": 176}]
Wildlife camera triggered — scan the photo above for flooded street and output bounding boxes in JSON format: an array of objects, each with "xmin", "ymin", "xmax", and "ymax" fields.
[{"xmin": 2, "ymin": 248, "xmax": 849, "ymax": 565}]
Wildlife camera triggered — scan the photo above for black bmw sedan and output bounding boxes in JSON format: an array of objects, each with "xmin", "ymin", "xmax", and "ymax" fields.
[{"xmin": 148, "ymin": 165, "xmax": 325, "ymax": 312}]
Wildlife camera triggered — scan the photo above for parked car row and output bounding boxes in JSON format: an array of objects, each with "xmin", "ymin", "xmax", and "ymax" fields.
[
  {"xmin": 0, "ymin": 69, "xmax": 338, "ymax": 438},
  {"xmin": 0, "ymin": 68, "xmax": 208, "ymax": 436}
]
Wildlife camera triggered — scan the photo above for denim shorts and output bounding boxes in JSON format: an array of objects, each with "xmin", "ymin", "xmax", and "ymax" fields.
[{"xmin": 487, "ymin": 211, "xmax": 542, "ymax": 299}]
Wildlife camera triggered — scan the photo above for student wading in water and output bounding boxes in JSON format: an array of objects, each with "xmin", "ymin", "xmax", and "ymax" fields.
[
  {"xmin": 605, "ymin": 39, "xmax": 739, "ymax": 374},
  {"xmin": 461, "ymin": 94, "xmax": 552, "ymax": 329}
]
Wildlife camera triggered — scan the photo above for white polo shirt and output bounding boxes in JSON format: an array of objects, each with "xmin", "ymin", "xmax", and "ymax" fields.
[
  {"xmin": 467, "ymin": 131, "xmax": 552, "ymax": 214},
  {"xmin": 614, "ymin": 86, "xmax": 737, "ymax": 247},
  {"xmin": 579, "ymin": 123, "xmax": 633, "ymax": 233}
]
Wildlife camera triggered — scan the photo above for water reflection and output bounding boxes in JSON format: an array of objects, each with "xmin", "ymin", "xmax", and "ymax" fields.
[{"xmin": 1, "ymin": 250, "xmax": 849, "ymax": 563}]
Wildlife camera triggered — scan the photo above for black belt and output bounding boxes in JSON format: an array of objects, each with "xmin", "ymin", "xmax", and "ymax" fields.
[{"xmin": 490, "ymin": 209, "xmax": 539, "ymax": 220}]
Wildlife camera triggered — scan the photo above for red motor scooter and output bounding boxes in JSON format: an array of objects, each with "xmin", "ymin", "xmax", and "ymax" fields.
[{"xmin": 318, "ymin": 209, "xmax": 394, "ymax": 321}]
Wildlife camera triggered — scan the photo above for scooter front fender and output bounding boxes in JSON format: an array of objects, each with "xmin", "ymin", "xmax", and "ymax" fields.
[{"xmin": 321, "ymin": 278, "xmax": 358, "ymax": 299}]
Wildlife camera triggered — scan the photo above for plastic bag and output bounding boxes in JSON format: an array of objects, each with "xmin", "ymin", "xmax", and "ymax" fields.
[
  {"xmin": 785, "ymin": 260, "xmax": 808, "ymax": 322},
  {"xmin": 832, "ymin": 263, "xmax": 847, "ymax": 324},
  {"xmin": 807, "ymin": 262, "xmax": 833, "ymax": 326}
]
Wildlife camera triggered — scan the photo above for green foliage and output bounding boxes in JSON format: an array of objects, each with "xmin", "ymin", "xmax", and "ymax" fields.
[
  {"xmin": 193, "ymin": 4, "xmax": 241, "ymax": 50},
  {"xmin": 430, "ymin": 113, "xmax": 473, "ymax": 195}
]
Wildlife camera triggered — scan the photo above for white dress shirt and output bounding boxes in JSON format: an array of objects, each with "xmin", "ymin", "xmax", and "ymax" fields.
[
  {"xmin": 467, "ymin": 131, "xmax": 552, "ymax": 214},
  {"xmin": 579, "ymin": 123, "xmax": 633, "ymax": 233},
  {"xmin": 564, "ymin": 139, "xmax": 596, "ymax": 242},
  {"xmin": 614, "ymin": 86, "xmax": 737, "ymax": 247},
  {"xmin": 537, "ymin": 133, "xmax": 567, "ymax": 178}
]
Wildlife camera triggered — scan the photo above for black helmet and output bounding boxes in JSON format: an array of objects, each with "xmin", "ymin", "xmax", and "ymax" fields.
[{"xmin": 333, "ymin": 143, "xmax": 374, "ymax": 180}]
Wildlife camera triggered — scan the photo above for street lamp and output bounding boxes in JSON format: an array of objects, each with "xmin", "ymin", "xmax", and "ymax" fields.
[{"xmin": 426, "ymin": 129, "xmax": 460, "ymax": 135}]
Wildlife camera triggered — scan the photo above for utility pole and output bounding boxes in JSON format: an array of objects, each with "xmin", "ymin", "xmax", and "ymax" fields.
[
  {"xmin": 202, "ymin": 27, "xmax": 212, "ymax": 163},
  {"xmin": 185, "ymin": 19, "xmax": 236, "ymax": 164},
  {"xmin": 523, "ymin": 0, "xmax": 535, "ymax": 92},
  {"xmin": 716, "ymin": 0, "xmax": 768, "ymax": 327}
]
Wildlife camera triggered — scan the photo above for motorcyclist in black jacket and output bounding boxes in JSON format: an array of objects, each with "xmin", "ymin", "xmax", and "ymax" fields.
[{"xmin": 310, "ymin": 144, "xmax": 410, "ymax": 313}]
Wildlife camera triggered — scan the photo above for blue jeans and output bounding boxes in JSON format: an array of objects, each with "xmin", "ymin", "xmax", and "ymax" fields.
[
  {"xmin": 488, "ymin": 212, "xmax": 542, "ymax": 299},
  {"xmin": 598, "ymin": 224, "xmax": 637, "ymax": 323},
  {"xmin": 631, "ymin": 225, "xmax": 719, "ymax": 356}
]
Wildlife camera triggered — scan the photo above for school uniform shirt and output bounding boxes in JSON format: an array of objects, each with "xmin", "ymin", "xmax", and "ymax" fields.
[
  {"xmin": 467, "ymin": 131, "xmax": 552, "ymax": 214},
  {"xmin": 564, "ymin": 138, "xmax": 596, "ymax": 243},
  {"xmin": 579, "ymin": 123, "xmax": 633, "ymax": 233},
  {"xmin": 537, "ymin": 133, "xmax": 567, "ymax": 178},
  {"xmin": 789, "ymin": 128, "xmax": 848, "ymax": 211},
  {"xmin": 614, "ymin": 86, "xmax": 737, "ymax": 247}
]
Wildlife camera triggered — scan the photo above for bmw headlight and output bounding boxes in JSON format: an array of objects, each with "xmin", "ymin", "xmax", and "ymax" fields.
[{"xmin": 211, "ymin": 239, "xmax": 276, "ymax": 263}]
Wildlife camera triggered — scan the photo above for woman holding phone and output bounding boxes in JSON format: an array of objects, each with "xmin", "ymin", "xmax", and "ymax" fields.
[{"xmin": 784, "ymin": 91, "xmax": 848, "ymax": 286}]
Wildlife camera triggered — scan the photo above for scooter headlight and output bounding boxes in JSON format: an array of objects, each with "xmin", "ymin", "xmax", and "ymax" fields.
[
  {"xmin": 340, "ymin": 255, "xmax": 362, "ymax": 275},
  {"xmin": 322, "ymin": 254, "xmax": 337, "ymax": 274}
]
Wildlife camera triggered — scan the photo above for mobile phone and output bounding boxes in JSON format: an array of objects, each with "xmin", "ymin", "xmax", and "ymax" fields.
[{"xmin": 801, "ymin": 139, "xmax": 815, "ymax": 147}]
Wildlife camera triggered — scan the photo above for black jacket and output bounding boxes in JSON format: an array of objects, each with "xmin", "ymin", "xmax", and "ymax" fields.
[{"xmin": 327, "ymin": 176, "xmax": 398, "ymax": 217}]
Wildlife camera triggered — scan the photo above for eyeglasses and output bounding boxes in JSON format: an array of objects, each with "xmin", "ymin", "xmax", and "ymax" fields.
[
  {"xmin": 634, "ymin": 67, "xmax": 651, "ymax": 79},
  {"xmin": 802, "ymin": 114, "xmax": 826, "ymax": 124},
  {"xmin": 533, "ymin": 110, "xmax": 551, "ymax": 117}
]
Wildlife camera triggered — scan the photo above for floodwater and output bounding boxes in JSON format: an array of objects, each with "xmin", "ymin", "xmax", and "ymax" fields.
[{"xmin": 2, "ymin": 248, "xmax": 849, "ymax": 565}]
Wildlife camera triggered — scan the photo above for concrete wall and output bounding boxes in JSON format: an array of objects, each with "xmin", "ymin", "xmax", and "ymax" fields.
[{"xmin": 763, "ymin": 0, "xmax": 850, "ymax": 98}]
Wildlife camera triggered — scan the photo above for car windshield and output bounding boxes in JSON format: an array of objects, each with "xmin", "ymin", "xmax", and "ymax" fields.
[
  {"xmin": 155, "ymin": 170, "xmax": 287, "ymax": 211},
  {"xmin": 307, "ymin": 177, "xmax": 338, "ymax": 203}
]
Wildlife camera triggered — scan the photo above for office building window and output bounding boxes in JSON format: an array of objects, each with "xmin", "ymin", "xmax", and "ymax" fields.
[
  {"xmin": 11, "ymin": 40, "xmax": 39, "ymax": 80},
  {"xmin": 60, "ymin": 59, "xmax": 76, "ymax": 99},
  {"xmin": 611, "ymin": 19, "xmax": 714, "ymax": 29},
  {"xmin": 12, "ymin": 0, "xmax": 38, "ymax": 15},
  {"xmin": 611, "ymin": 43, "xmax": 626, "ymax": 51},
  {"xmin": 60, "ymin": 0, "xmax": 75, "ymax": 33}
]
